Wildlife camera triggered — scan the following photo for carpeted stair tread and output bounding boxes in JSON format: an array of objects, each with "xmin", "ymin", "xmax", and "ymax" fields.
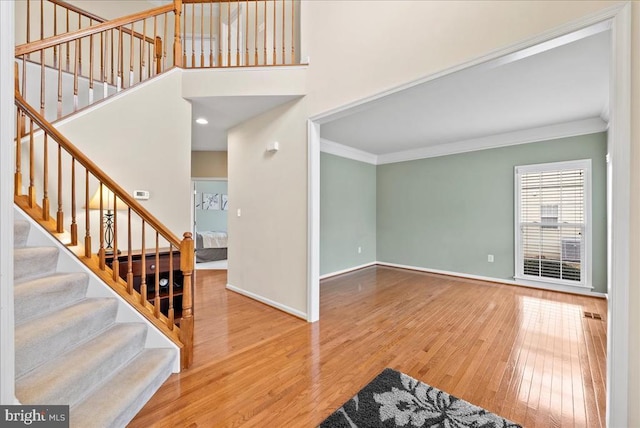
[
  {"xmin": 70, "ymin": 348, "xmax": 176, "ymax": 428},
  {"xmin": 12, "ymin": 217, "xmax": 175, "ymax": 425},
  {"xmin": 14, "ymin": 272, "xmax": 89, "ymax": 325},
  {"xmin": 15, "ymin": 298, "xmax": 118, "ymax": 378},
  {"xmin": 14, "ymin": 220, "xmax": 30, "ymax": 247},
  {"xmin": 14, "ymin": 246, "xmax": 59, "ymax": 281},
  {"xmin": 17, "ymin": 323, "xmax": 148, "ymax": 407}
]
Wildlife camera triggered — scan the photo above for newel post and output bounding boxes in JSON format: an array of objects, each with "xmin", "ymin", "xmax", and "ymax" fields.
[
  {"xmin": 173, "ymin": 0, "xmax": 182, "ymax": 67},
  {"xmin": 179, "ymin": 231, "xmax": 194, "ymax": 369},
  {"xmin": 154, "ymin": 36, "xmax": 163, "ymax": 74}
]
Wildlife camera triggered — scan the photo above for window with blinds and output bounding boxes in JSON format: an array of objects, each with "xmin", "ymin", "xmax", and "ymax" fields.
[{"xmin": 514, "ymin": 159, "xmax": 591, "ymax": 288}]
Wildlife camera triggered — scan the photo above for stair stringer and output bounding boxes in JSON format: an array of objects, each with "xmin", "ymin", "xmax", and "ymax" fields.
[
  {"xmin": 14, "ymin": 206, "xmax": 180, "ymax": 373},
  {"xmin": 16, "ymin": 59, "xmax": 119, "ymax": 124}
]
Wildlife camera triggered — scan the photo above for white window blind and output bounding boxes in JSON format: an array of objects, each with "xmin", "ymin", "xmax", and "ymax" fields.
[{"xmin": 515, "ymin": 160, "xmax": 591, "ymax": 288}]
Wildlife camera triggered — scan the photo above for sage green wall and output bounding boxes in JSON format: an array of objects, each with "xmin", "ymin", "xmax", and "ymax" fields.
[
  {"xmin": 320, "ymin": 153, "xmax": 377, "ymax": 276},
  {"xmin": 376, "ymin": 133, "xmax": 607, "ymax": 293}
]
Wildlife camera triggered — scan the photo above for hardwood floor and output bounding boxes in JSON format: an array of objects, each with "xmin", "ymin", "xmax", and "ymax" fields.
[{"xmin": 129, "ymin": 266, "xmax": 607, "ymax": 427}]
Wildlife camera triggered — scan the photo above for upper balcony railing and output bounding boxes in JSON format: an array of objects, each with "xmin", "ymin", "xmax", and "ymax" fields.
[
  {"xmin": 16, "ymin": 0, "xmax": 301, "ymax": 123},
  {"xmin": 179, "ymin": 0, "xmax": 299, "ymax": 68}
]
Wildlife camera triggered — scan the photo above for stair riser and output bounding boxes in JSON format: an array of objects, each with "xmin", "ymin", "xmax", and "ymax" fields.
[
  {"xmin": 14, "ymin": 220, "xmax": 30, "ymax": 248},
  {"xmin": 15, "ymin": 299, "xmax": 118, "ymax": 378},
  {"xmin": 14, "ymin": 247, "xmax": 59, "ymax": 281},
  {"xmin": 70, "ymin": 349, "xmax": 176, "ymax": 428},
  {"xmin": 15, "ymin": 273, "xmax": 89, "ymax": 325},
  {"xmin": 17, "ymin": 324, "xmax": 147, "ymax": 407}
]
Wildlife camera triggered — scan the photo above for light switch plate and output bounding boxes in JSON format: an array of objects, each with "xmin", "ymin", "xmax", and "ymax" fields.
[{"xmin": 133, "ymin": 190, "xmax": 150, "ymax": 200}]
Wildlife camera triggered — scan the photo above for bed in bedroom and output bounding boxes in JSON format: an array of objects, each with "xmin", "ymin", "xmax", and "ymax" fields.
[{"xmin": 195, "ymin": 231, "xmax": 228, "ymax": 263}]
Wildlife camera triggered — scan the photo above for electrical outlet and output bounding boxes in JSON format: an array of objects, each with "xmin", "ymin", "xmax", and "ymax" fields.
[
  {"xmin": 488, "ymin": 254, "xmax": 494, "ymax": 263},
  {"xmin": 358, "ymin": 246, "xmax": 362, "ymax": 254}
]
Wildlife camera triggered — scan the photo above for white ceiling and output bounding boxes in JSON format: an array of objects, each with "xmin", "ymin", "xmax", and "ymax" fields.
[
  {"xmin": 190, "ymin": 95, "xmax": 300, "ymax": 151},
  {"xmin": 320, "ymin": 28, "xmax": 610, "ymax": 156}
]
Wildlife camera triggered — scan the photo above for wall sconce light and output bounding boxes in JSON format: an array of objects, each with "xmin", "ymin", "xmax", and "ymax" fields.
[
  {"xmin": 267, "ymin": 141, "xmax": 280, "ymax": 153},
  {"xmin": 88, "ymin": 185, "xmax": 128, "ymax": 254}
]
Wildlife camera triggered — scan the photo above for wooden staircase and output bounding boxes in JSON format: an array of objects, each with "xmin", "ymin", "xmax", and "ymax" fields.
[
  {"xmin": 12, "ymin": 0, "xmax": 302, "ymax": 423},
  {"xmin": 14, "ymin": 215, "xmax": 176, "ymax": 427}
]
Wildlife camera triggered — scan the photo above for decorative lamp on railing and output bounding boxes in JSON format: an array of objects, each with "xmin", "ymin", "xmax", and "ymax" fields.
[{"xmin": 88, "ymin": 185, "xmax": 127, "ymax": 254}]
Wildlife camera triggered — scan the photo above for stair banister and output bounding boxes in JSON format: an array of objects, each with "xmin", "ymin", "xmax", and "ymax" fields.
[
  {"xmin": 15, "ymin": 4, "xmax": 174, "ymax": 58},
  {"xmin": 14, "ymin": 89, "xmax": 194, "ymax": 368}
]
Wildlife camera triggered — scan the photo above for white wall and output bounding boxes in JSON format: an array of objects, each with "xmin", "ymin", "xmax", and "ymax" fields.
[
  {"xmin": 64, "ymin": 70, "xmax": 192, "ymax": 244},
  {"xmin": 182, "ymin": 66, "xmax": 307, "ymax": 98},
  {"xmin": 227, "ymin": 98, "xmax": 308, "ymax": 317},
  {"xmin": 629, "ymin": 4, "xmax": 640, "ymax": 426},
  {"xmin": 19, "ymin": 70, "xmax": 192, "ymax": 252}
]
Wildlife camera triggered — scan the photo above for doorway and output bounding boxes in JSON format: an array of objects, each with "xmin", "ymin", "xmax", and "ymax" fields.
[{"xmin": 193, "ymin": 179, "xmax": 229, "ymax": 270}]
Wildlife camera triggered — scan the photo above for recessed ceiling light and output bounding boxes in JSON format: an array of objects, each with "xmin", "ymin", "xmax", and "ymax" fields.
[{"xmin": 196, "ymin": 118, "xmax": 208, "ymax": 125}]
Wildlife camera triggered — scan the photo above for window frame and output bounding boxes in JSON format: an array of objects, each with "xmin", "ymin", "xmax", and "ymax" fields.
[{"xmin": 514, "ymin": 159, "xmax": 592, "ymax": 289}]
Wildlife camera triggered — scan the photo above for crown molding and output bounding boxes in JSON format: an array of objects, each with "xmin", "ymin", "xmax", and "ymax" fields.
[
  {"xmin": 321, "ymin": 117, "xmax": 607, "ymax": 166},
  {"xmin": 320, "ymin": 138, "xmax": 378, "ymax": 165},
  {"xmin": 376, "ymin": 117, "xmax": 608, "ymax": 165}
]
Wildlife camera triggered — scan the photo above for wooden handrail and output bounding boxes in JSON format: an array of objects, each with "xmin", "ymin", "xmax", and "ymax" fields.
[
  {"xmin": 16, "ymin": 4, "xmax": 174, "ymax": 57},
  {"xmin": 14, "ymin": 89, "xmax": 182, "ymax": 249}
]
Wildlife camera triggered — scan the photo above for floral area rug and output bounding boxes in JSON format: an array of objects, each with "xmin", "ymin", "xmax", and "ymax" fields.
[{"xmin": 319, "ymin": 368, "xmax": 521, "ymax": 428}]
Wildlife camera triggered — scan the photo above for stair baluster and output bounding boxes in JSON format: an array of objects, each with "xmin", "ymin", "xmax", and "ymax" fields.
[
  {"xmin": 84, "ymin": 169, "xmax": 91, "ymax": 258},
  {"xmin": 56, "ymin": 144, "xmax": 63, "ymax": 233},
  {"xmin": 28, "ymin": 119, "xmax": 35, "ymax": 208},
  {"xmin": 42, "ymin": 134, "xmax": 49, "ymax": 221}
]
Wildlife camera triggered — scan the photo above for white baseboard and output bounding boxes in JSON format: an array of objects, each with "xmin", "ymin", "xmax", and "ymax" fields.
[
  {"xmin": 376, "ymin": 261, "xmax": 608, "ymax": 299},
  {"xmin": 226, "ymin": 283, "xmax": 308, "ymax": 320},
  {"xmin": 319, "ymin": 262, "xmax": 377, "ymax": 280}
]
